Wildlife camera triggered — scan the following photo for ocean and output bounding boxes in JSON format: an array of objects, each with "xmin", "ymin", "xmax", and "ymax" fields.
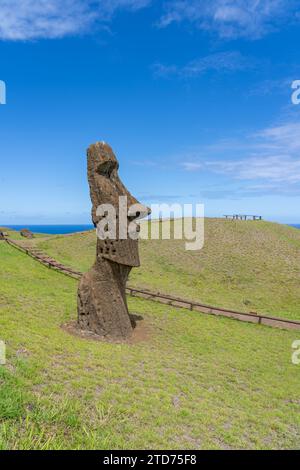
[
  {"xmin": 2, "ymin": 225, "xmax": 94, "ymax": 235},
  {"xmin": 2, "ymin": 223, "xmax": 300, "ymax": 235}
]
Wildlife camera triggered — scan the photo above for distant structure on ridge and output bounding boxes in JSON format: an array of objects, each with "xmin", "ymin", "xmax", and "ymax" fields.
[{"xmin": 224, "ymin": 214, "xmax": 263, "ymax": 221}]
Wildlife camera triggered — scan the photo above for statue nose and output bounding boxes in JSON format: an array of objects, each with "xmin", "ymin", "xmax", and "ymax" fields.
[{"xmin": 128, "ymin": 203, "xmax": 151, "ymax": 220}]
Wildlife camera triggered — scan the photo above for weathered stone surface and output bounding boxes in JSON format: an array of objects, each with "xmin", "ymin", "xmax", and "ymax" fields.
[
  {"xmin": 77, "ymin": 142, "xmax": 150, "ymax": 340},
  {"xmin": 20, "ymin": 229, "xmax": 34, "ymax": 239}
]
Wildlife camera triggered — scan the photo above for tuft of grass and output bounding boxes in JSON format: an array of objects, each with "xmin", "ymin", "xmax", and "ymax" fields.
[{"xmin": 0, "ymin": 240, "xmax": 300, "ymax": 449}]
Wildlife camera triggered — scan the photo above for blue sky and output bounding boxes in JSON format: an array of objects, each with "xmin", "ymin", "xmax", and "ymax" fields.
[{"xmin": 0, "ymin": 0, "xmax": 300, "ymax": 224}]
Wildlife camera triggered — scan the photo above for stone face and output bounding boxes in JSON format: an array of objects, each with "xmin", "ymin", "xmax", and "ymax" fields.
[
  {"xmin": 20, "ymin": 229, "xmax": 34, "ymax": 239},
  {"xmin": 77, "ymin": 142, "xmax": 150, "ymax": 340}
]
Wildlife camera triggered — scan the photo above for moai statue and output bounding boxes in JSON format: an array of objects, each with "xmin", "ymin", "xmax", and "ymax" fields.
[
  {"xmin": 78, "ymin": 142, "xmax": 150, "ymax": 339},
  {"xmin": 20, "ymin": 228, "xmax": 34, "ymax": 239}
]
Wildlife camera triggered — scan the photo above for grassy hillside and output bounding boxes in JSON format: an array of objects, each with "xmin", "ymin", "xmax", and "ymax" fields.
[
  {"xmin": 34, "ymin": 218, "xmax": 300, "ymax": 320},
  {"xmin": 0, "ymin": 239, "xmax": 300, "ymax": 449},
  {"xmin": 0, "ymin": 227, "xmax": 51, "ymax": 240}
]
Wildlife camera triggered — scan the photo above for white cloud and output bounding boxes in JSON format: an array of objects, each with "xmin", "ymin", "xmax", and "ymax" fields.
[
  {"xmin": 205, "ymin": 155, "xmax": 300, "ymax": 183},
  {"xmin": 248, "ymin": 78, "xmax": 293, "ymax": 96},
  {"xmin": 0, "ymin": 0, "xmax": 150, "ymax": 40},
  {"xmin": 1, "ymin": 1, "xmax": 298, "ymax": 41},
  {"xmin": 153, "ymin": 51, "xmax": 250, "ymax": 78},
  {"xmin": 183, "ymin": 162, "xmax": 204, "ymax": 171},
  {"xmin": 257, "ymin": 122, "xmax": 300, "ymax": 151},
  {"xmin": 159, "ymin": 0, "xmax": 299, "ymax": 39},
  {"xmin": 182, "ymin": 122, "xmax": 300, "ymax": 187}
]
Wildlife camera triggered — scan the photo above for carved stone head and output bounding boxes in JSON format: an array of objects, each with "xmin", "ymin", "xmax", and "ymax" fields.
[{"xmin": 87, "ymin": 141, "xmax": 150, "ymax": 267}]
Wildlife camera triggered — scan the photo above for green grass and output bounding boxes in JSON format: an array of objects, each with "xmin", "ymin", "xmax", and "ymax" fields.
[
  {"xmin": 0, "ymin": 240, "xmax": 300, "ymax": 449},
  {"xmin": 0, "ymin": 227, "xmax": 50, "ymax": 241},
  {"xmin": 34, "ymin": 218, "xmax": 300, "ymax": 320}
]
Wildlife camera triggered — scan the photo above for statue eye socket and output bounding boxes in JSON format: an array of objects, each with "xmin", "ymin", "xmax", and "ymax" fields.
[{"xmin": 97, "ymin": 161, "xmax": 116, "ymax": 178}]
